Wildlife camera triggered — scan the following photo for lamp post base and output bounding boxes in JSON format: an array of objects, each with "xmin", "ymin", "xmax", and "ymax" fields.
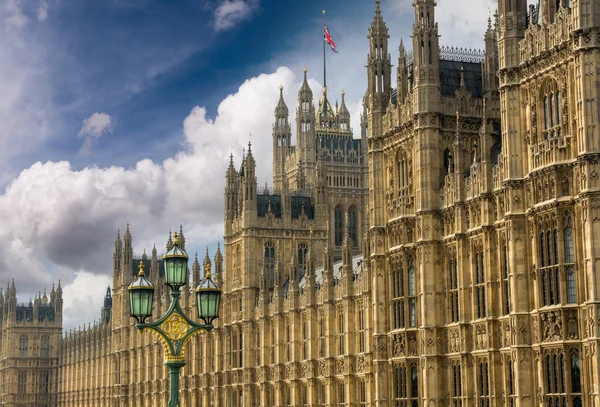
[{"xmin": 165, "ymin": 360, "xmax": 186, "ymax": 407}]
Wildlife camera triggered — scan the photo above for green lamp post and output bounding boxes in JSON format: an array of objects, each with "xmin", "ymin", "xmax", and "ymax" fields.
[{"xmin": 129, "ymin": 232, "xmax": 222, "ymax": 407}]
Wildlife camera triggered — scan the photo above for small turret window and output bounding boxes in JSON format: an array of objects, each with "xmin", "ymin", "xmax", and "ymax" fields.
[
  {"xmin": 264, "ymin": 242, "xmax": 275, "ymax": 285},
  {"xmin": 540, "ymin": 78, "xmax": 563, "ymax": 140},
  {"xmin": 19, "ymin": 335, "xmax": 28, "ymax": 357},
  {"xmin": 348, "ymin": 207, "xmax": 358, "ymax": 247},
  {"xmin": 334, "ymin": 206, "xmax": 344, "ymax": 246},
  {"xmin": 41, "ymin": 335, "xmax": 50, "ymax": 358},
  {"xmin": 298, "ymin": 243, "xmax": 308, "ymax": 280}
]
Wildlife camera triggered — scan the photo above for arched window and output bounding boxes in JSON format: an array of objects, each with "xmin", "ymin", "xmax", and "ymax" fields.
[
  {"xmin": 479, "ymin": 361, "xmax": 490, "ymax": 406},
  {"xmin": 540, "ymin": 78, "xmax": 562, "ymax": 139},
  {"xmin": 571, "ymin": 351, "xmax": 581, "ymax": 393},
  {"xmin": 298, "ymin": 243, "xmax": 308, "ymax": 280},
  {"xmin": 475, "ymin": 250, "xmax": 486, "ymax": 318},
  {"xmin": 19, "ymin": 335, "xmax": 28, "ymax": 357},
  {"xmin": 264, "ymin": 242, "xmax": 275, "ymax": 285},
  {"xmin": 391, "ymin": 260, "xmax": 405, "ymax": 329},
  {"xmin": 334, "ymin": 206, "xmax": 344, "ymax": 246},
  {"xmin": 348, "ymin": 207, "xmax": 358, "ymax": 247},
  {"xmin": 564, "ymin": 214, "xmax": 574, "ymax": 263},
  {"xmin": 41, "ymin": 335, "xmax": 50, "ymax": 358},
  {"xmin": 410, "ymin": 364, "xmax": 419, "ymax": 402},
  {"xmin": 448, "ymin": 257, "xmax": 459, "ymax": 323},
  {"xmin": 408, "ymin": 258, "xmax": 417, "ymax": 327}
]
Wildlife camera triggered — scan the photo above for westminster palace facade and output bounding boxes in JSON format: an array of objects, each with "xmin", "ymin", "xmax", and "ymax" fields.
[{"xmin": 1, "ymin": 0, "xmax": 600, "ymax": 406}]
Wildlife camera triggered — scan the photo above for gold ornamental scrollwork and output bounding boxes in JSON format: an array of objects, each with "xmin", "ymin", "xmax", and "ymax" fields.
[{"xmin": 161, "ymin": 313, "xmax": 190, "ymax": 341}]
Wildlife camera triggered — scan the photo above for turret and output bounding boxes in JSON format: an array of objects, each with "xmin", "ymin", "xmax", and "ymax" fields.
[
  {"xmin": 296, "ymin": 67, "xmax": 316, "ymax": 175},
  {"xmin": 397, "ymin": 40, "xmax": 409, "ymax": 103},
  {"xmin": 225, "ymin": 154, "xmax": 239, "ymax": 221},
  {"xmin": 337, "ymin": 90, "xmax": 351, "ymax": 132},
  {"xmin": 122, "ymin": 223, "xmax": 133, "ymax": 284},
  {"xmin": 498, "ymin": 0, "xmax": 527, "ymax": 70},
  {"xmin": 113, "ymin": 230, "xmax": 122, "ymax": 276},
  {"xmin": 412, "ymin": 0, "xmax": 440, "ymax": 113},
  {"xmin": 482, "ymin": 14, "xmax": 499, "ymax": 97},
  {"xmin": 273, "ymin": 85, "xmax": 292, "ymax": 189},
  {"xmin": 192, "ymin": 253, "xmax": 201, "ymax": 285},
  {"xmin": 242, "ymin": 141, "xmax": 258, "ymax": 210},
  {"xmin": 55, "ymin": 280, "xmax": 63, "ymax": 319},
  {"xmin": 178, "ymin": 224, "xmax": 186, "ymax": 250},
  {"xmin": 203, "ymin": 247, "xmax": 212, "ymax": 279},
  {"xmin": 367, "ymin": 0, "xmax": 392, "ymax": 110},
  {"xmin": 101, "ymin": 286, "xmax": 112, "ymax": 324},
  {"xmin": 214, "ymin": 242, "xmax": 224, "ymax": 287}
]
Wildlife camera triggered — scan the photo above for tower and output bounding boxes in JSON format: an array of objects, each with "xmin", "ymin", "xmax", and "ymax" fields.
[
  {"xmin": 411, "ymin": 0, "xmax": 440, "ymax": 114},
  {"xmin": 295, "ymin": 68, "xmax": 317, "ymax": 186},
  {"xmin": 273, "ymin": 85, "xmax": 292, "ymax": 189}
]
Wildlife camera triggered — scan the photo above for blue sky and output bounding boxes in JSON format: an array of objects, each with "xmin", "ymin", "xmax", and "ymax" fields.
[{"xmin": 0, "ymin": 0, "xmax": 501, "ymax": 328}]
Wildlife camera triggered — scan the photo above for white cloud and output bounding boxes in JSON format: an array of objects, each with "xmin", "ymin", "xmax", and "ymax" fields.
[
  {"xmin": 78, "ymin": 112, "xmax": 114, "ymax": 155},
  {"xmin": 62, "ymin": 271, "xmax": 111, "ymax": 329},
  {"xmin": 214, "ymin": 0, "xmax": 258, "ymax": 31},
  {"xmin": 0, "ymin": 66, "xmax": 316, "ymax": 328},
  {"xmin": 37, "ymin": 2, "xmax": 48, "ymax": 22},
  {"xmin": 3, "ymin": 0, "xmax": 28, "ymax": 29}
]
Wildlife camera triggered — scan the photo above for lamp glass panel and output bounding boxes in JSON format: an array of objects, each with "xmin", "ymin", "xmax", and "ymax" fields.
[{"xmin": 166, "ymin": 258, "xmax": 187, "ymax": 286}]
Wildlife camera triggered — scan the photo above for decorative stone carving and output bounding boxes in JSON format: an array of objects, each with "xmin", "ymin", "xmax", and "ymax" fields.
[{"xmin": 541, "ymin": 311, "xmax": 562, "ymax": 342}]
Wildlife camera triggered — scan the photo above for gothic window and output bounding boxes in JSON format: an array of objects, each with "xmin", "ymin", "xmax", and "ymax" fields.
[
  {"xmin": 571, "ymin": 350, "xmax": 581, "ymax": 394},
  {"xmin": 39, "ymin": 371, "xmax": 49, "ymax": 394},
  {"xmin": 348, "ymin": 206, "xmax": 358, "ymax": 247},
  {"xmin": 408, "ymin": 257, "xmax": 417, "ymax": 327},
  {"xmin": 286, "ymin": 324, "xmax": 291, "ymax": 361},
  {"xmin": 337, "ymin": 380, "xmax": 346, "ymax": 406},
  {"xmin": 264, "ymin": 242, "xmax": 275, "ymax": 285},
  {"xmin": 452, "ymin": 363, "xmax": 463, "ymax": 407},
  {"xmin": 270, "ymin": 322, "xmax": 276, "ymax": 364},
  {"xmin": 507, "ymin": 360, "xmax": 515, "ymax": 407},
  {"xmin": 540, "ymin": 78, "xmax": 563, "ymax": 139},
  {"xmin": 302, "ymin": 317, "xmax": 308, "ymax": 360},
  {"xmin": 478, "ymin": 361, "xmax": 490, "ymax": 407},
  {"xmin": 319, "ymin": 382, "xmax": 327, "ymax": 407},
  {"xmin": 392, "ymin": 364, "xmax": 407, "ymax": 404},
  {"xmin": 448, "ymin": 255, "xmax": 459, "ymax": 323},
  {"xmin": 564, "ymin": 214, "xmax": 574, "ymax": 263},
  {"xmin": 335, "ymin": 206, "xmax": 344, "ymax": 246},
  {"xmin": 475, "ymin": 250, "xmax": 486, "ymax": 319},
  {"xmin": 545, "ymin": 353, "xmax": 566, "ymax": 403},
  {"xmin": 358, "ymin": 380, "xmax": 367, "ymax": 406},
  {"xmin": 566, "ymin": 267, "xmax": 576, "ymax": 304},
  {"xmin": 396, "ymin": 150, "xmax": 409, "ymax": 190},
  {"xmin": 338, "ymin": 312, "xmax": 345, "ymax": 355},
  {"xmin": 539, "ymin": 222, "xmax": 561, "ymax": 307},
  {"xmin": 19, "ymin": 335, "xmax": 28, "ymax": 357},
  {"xmin": 502, "ymin": 242, "xmax": 511, "ymax": 315},
  {"xmin": 358, "ymin": 307, "xmax": 366, "ymax": 353},
  {"xmin": 318, "ymin": 314, "xmax": 325, "ymax": 357},
  {"xmin": 41, "ymin": 335, "xmax": 50, "ymax": 358},
  {"xmin": 232, "ymin": 328, "xmax": 243, "ymax": 368},
  {"xmin": 18, "ymin": 371, "xmax": 26, "ymax": 394},
  {"xmin": 298, "ymin": 243, "xmax": 308, "ymax": 281},
  {"xmin": 410, "ymin": 365, "xmax": 419, "ymax": 404}
]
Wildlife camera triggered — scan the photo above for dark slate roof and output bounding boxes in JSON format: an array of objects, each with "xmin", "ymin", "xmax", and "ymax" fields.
[
  {"xmin": 319, "ymin": 134, "xmax": 363, "ymax": 153},
  {"xmin": 291, "ymin": 196, "xmax": 315, "ymax": 219},
  {"xmin": 257, "ymin": 194, "xmax": 282, "ymax": 218},
  {"xmin": 131, "ymin": 257, "xmax": 165, "ymax": 278},
  {"xmin": 439, "ymin": 60, "xmax": 483, "ymax": 98},
  {"xmin": 257, "ymin": 194, "xmax": 315, "ymax": 219},
  {"xmin": 15, "ymin": 305, "xmax": 55, "ymax": 322}
]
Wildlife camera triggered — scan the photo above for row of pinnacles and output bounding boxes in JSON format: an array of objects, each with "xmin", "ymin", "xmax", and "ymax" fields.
[{"xmin": 0, "ymin": 280, "xmax": 63, "ymax": 326}]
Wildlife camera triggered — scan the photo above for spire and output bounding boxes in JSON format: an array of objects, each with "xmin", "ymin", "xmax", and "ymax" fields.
[
  {"xmin": 275, "ymin": 84, "xmax": 289, "ymax": 117},
  {"xmin": 298, "ymin": 67, "xmax": 313, "ymax": 102},
  {"xmin": 166, "ymin": 231, "xmax": 173, "ymax": 252},
  {"xmin": 192, "ymin": 253, "xmax": 201, "ymax": 283},
  {"xmin": 178, "ymin": 224, "xmax": 186, "ymax": 250},
  {"xmin": 367, "ymin": 0, "xmax": 391, "ymax": 109},
  {"xmin": 203, "ymin": 245, "xmax": 212, "ymax": 273},
  {"xmin": 370, "ymin": 0, "xmax": 387, "ymax": 37}
]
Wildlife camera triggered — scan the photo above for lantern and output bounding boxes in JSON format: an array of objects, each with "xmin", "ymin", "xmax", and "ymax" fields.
[
  {"xmin": 128, "ymin": 261, "xmax": 155, "ymax": 323},
  {"xmin": 163, "ymin": 232, "xmax": 189, "ymax": 290},
  {"xmin": 195, "ymin": 263, "xmax": 222, "ymax": 325}
]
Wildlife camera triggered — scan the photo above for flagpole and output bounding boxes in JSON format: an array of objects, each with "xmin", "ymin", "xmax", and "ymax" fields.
[{"xmin": 322, "ymin": 9, "xmax": 326, "ymax": 90}]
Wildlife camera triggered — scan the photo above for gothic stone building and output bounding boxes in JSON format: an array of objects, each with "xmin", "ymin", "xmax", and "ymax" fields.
[
  {"xmin": 0, "ymin": 282, "xmax": 63, "ymax": 407},
  {"xmin": 2, "ymin": 0, "xmax": 600, "ymax": 406}
]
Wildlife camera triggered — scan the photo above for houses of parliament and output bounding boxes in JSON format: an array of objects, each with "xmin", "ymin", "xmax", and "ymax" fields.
[{"xmin": 1, "ymin": 0, "xmax": 599, "ymax": 405}]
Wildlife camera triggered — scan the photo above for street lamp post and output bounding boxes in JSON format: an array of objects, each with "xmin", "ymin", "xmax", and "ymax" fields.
[{"xmin": 128, "ymin": 232, "xmax": 222, "ymax": 407}]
